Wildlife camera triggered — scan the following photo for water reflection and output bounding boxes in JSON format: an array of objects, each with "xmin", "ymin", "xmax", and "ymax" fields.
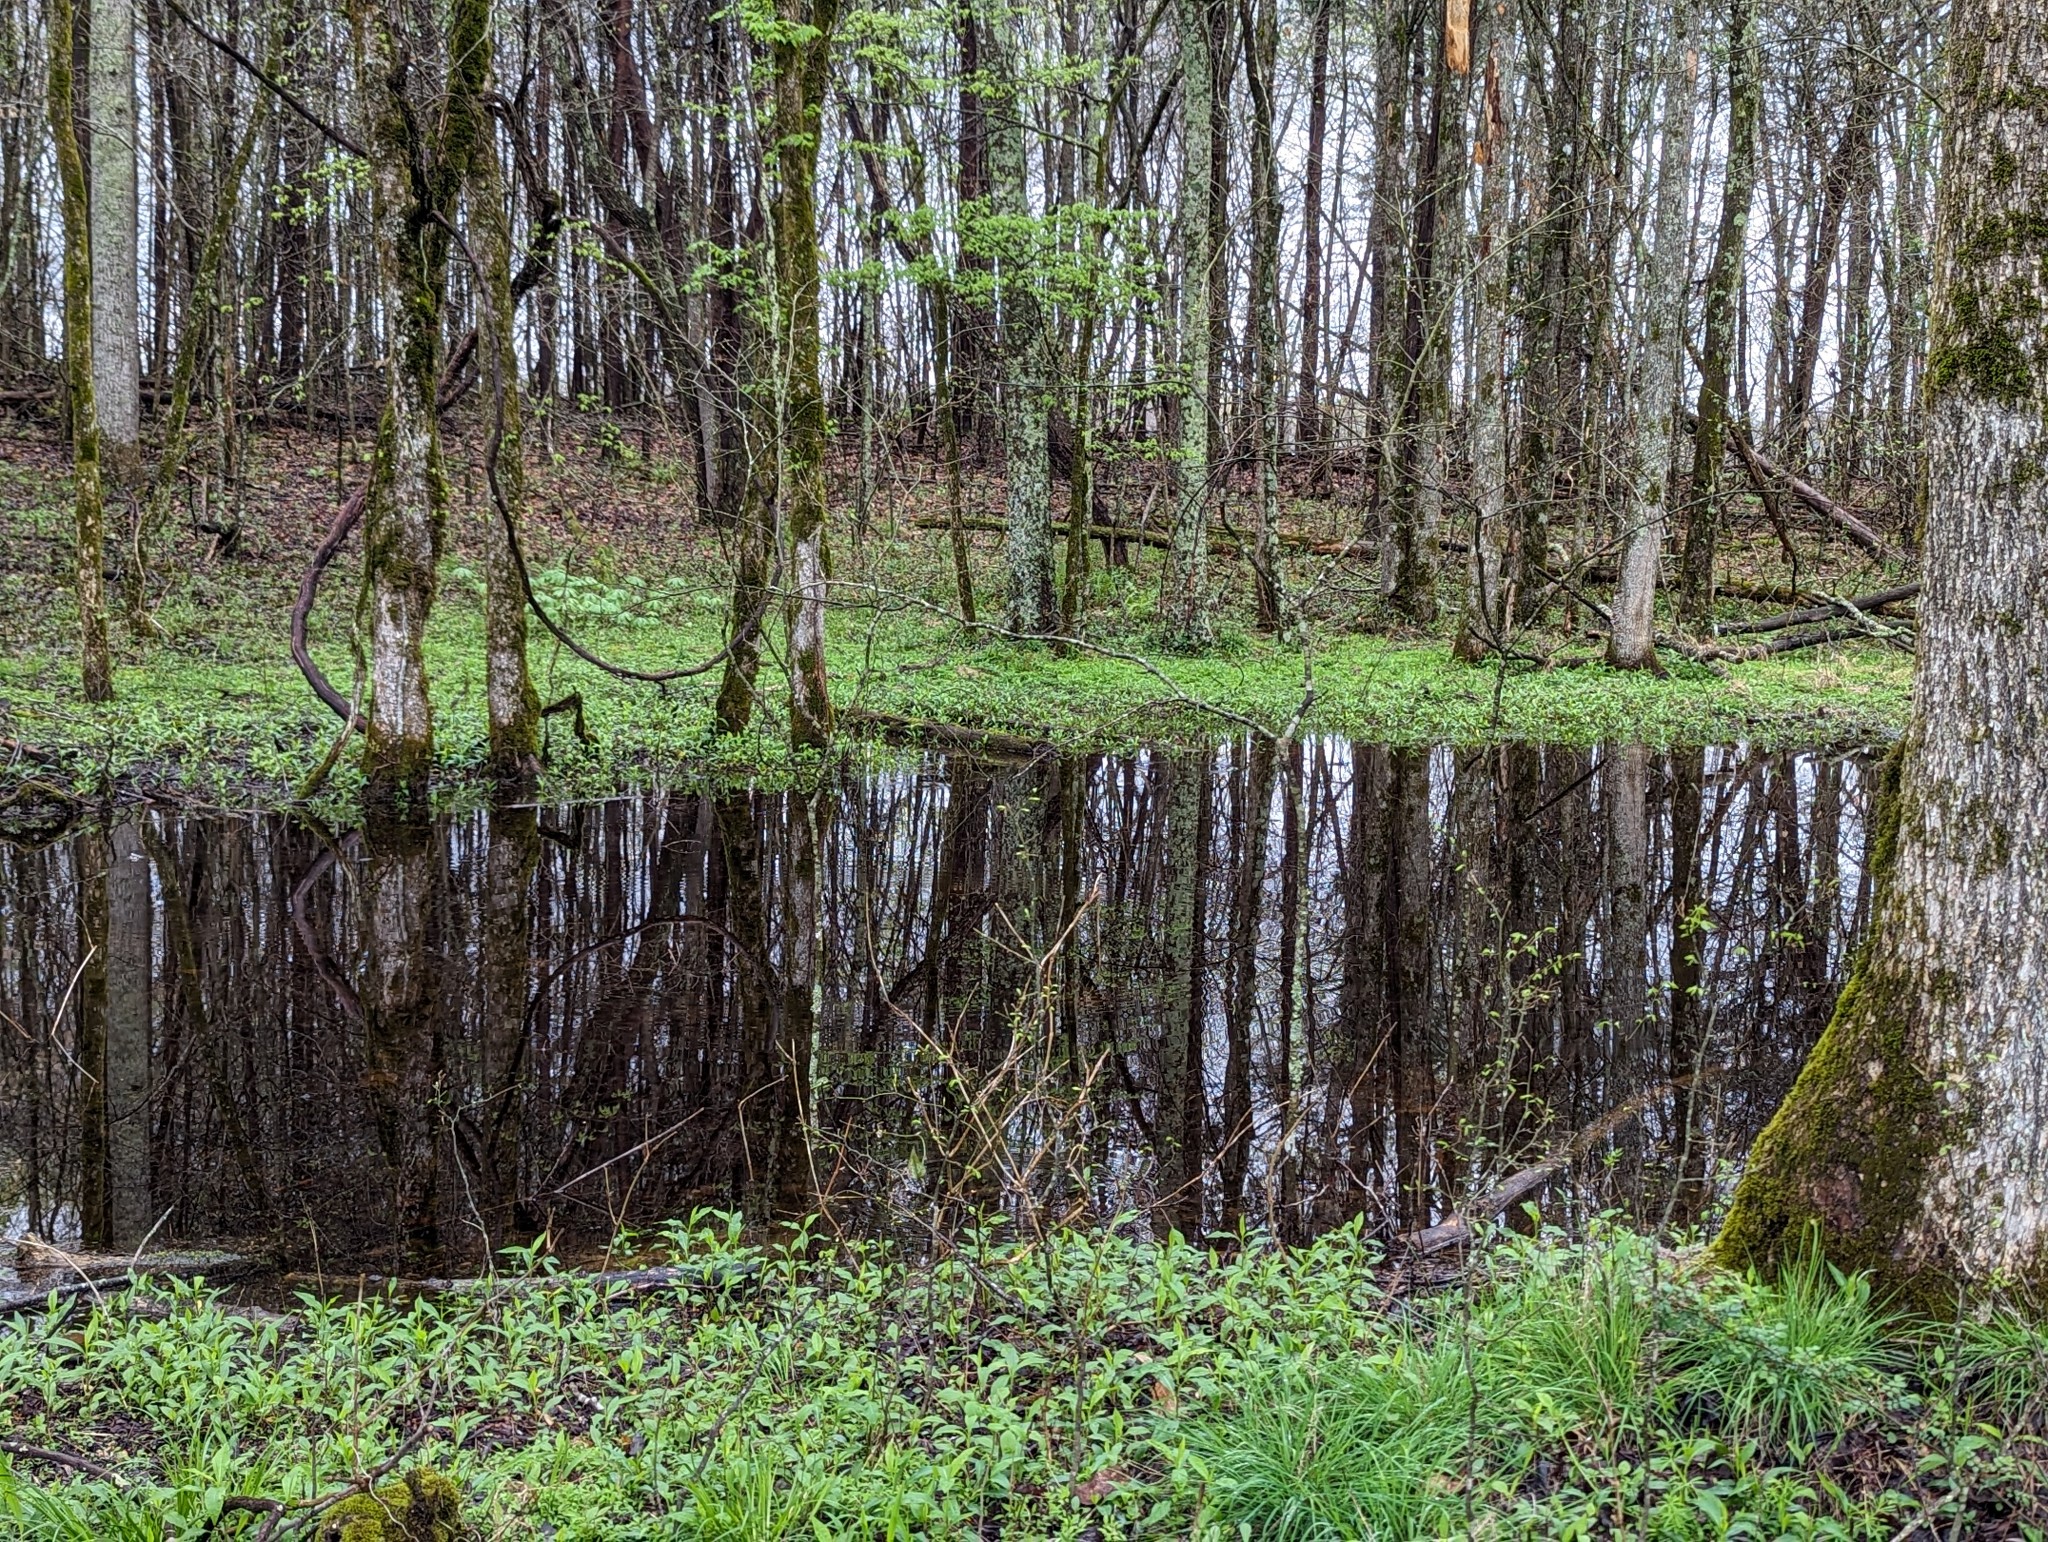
[{"xmin": 0, "ymin": 741, "xmax": 1871, "ymax": 1275}]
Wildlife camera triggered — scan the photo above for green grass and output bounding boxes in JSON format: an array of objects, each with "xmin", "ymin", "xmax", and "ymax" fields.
[{"xmin": 1, "ymin": 1221, "xmax": 2041, "ymax": 1539}]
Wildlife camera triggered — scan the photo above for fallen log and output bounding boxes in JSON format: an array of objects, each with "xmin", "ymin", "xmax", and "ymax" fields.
[
  {"xmin": 1400, "ymin": 1072, "xmax": 1722, "ymax": 1256},
  {"xmin": 1722, "ymin": 421, "xmax": 1886, "ymax": 555},
  {"xmin": 841, "ymin": 707, "xmax": 1051, "ymax": 760},
  {"xmin": 1714, "ymin": 582, "xmax": 1920, "ymax": 637},
  {"xmin": 279, "ymin": 1258, "xmax": 757, "ymax": 1301},
  {"xmin": 2, "ymin": 1240, "xmax": 256, "ymax": 1314}
]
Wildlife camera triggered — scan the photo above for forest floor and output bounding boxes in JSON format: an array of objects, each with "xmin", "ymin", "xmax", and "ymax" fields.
[
  {"xmin": 0, "ymin": 413, "xmax": 1914, "ymax": 812},
  {"xmin": 2, "ymin": 1223, "xmax": 2045, "ymax": 1539}
]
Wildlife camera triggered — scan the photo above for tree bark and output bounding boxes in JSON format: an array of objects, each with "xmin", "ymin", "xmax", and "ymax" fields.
[
  {"xmin": 1162, "ymin": 0, "xmax": 1220, "ymax": 648},
  {"xmin": 1607, "ymin": 0, "xmax": 1697, "ymax": 669},
  {"xmin": 88, "ymin": 0, "xmax": 140, "ymax": 492},
  {"xmin": 1676, "ymin": 0, "xmax": 1761, "ymax": 623},
  {"xmin": 1294, "ymin": 0, "xmax": 1332, "ymax": 458},
  {"xmin": 1454, "ymin": 38, "xmax": 1511, "ymax": 661},
  {"xmin": 1241, "ymin": 0, "xmax": 1289, "ymax": 632},
  {"xmin": 988, "ymin": 16, "xmax": 1054, "ymax": 635},
  {"xmin": 1715, "ymin": 0, "xmax": 2048, "ymax": 1295},
  {"xmin": 766, "ymin": 0, "xmax": 838, "ymax": 749},
  {"xmin": 48, "ymin": 0, "xmax": 113, "ymax": 702}
]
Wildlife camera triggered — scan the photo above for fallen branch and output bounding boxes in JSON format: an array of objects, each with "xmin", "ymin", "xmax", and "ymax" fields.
[
  {"xmin": 0, "ymin": 1438, "xmax": 124, "ymax": 1483},
  {"xmin": 1714, "ymin": 582, "xmax": 1920, "ymax": 637},
  {"xmin": 840, "ymin": 708, "xmax": 1051, "ymax": 759},
  {"xmin": 1400, "ymin": 1071, "xmax": 1723, "ymax": 1255},
  {"xmin": 279, "ymin": 1260, "xmax": 756, "ymax": 1301}
]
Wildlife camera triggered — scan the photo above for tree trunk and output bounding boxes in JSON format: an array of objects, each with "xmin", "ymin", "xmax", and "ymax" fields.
[
  {"xmin": 1607, "ymin": 0, "xmax": 1697, "ymax": 670},
  {"xmin": 357, "ymin": 0, "xmax": 491, "ymax": 807},
  {"xmin": 1454, "ymin": 39, "xmax": 1511, "ymax": 661},
  {"xmin": 989, "ymin": 17, "xmax": 1054, "ymax": 635},
  {"xmin": 1715, "ymin": 0, "xmax": 2048, "ymax": 1295},
  {"xmin": 1676, "ymin": 0, "xmax": 1761, "ymax": 623},
  {"xmin": 1294, "ymin": 0, "xmax": 1332, "ymax": 458},
  {"xmin": 1241, "ymin": 0, "xmax": 1289, "ymax": 632},
  {"xmin": 768, "ymin": 0, "xmax": 838, "ymax": 749},
  {"xmin": 1162, "ymin": 0, "xmax": 1219, "ymax": 648},
  {"xmin": 48, "ymin": 0, "xmax": 113, "ymax": 703},
  {"xmin": 88, "ymin": 0, "xmax": 139, "ymax": 494},
  {"xmin": 473, "ymin": 90, "xmax": 542, "ymax": 787}
]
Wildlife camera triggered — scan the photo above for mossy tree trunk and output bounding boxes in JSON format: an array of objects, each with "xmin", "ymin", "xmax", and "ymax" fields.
[
  {"xmin": 1161, "ymin": 0, "xmax": 1218, "ymax": 649},
  {"xmin": 767, "ymin": 0, "xmax": 840, "ymax": 751},
  {"xmin": 1607, "ymin": 0, "xmax": 1696, "ymax": 669},
  {"xmin": 468, "ymin": 64, "xmax": 541, "ymax": 788},
  {"xmin": 355, "ymin": 0, "xmax": 491, "ymax": 808},
  {"xmin": 47, "ymin": 0, "xmax": 113, "ymax": 703},
  {"xmin": 1715, "ymin": 0, "xmax": 2048, "ymax": 1296},
  {"xmin": 1675, "ymin": 0, "xmax": 1759, "ymax": 625}
]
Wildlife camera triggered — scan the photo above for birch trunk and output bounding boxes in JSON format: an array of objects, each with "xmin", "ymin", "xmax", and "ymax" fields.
[
  {"xmin": 88, "ymin": 0, "xmax": 139, "ymax": 492},
  {"xmin": 1716, "ymin": 0, "xmax": 2048, "ymax": 1295},
  {"xmin": 1607, "ymin": 0, "xmax": 1697, "ymax": 670}
]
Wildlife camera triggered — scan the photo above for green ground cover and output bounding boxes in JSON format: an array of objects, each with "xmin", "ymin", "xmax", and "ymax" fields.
[
  {"xmin": 0, "ymin": 423, "xmax": 1911, "ymax": 812},
  {"xmin": 2, "ymin": 1221, "xmax": 2041, "ymax": 1539}
]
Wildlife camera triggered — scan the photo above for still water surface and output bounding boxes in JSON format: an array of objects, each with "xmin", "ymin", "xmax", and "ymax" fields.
[{"xmin": 0, "ymin": 740, "xmax": 1871, "ymax": 1277}]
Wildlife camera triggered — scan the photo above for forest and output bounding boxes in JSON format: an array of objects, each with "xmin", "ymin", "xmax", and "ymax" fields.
[{"xmin": 1, "ymin": 0, "xmax": 2047, "ymax": 1529}]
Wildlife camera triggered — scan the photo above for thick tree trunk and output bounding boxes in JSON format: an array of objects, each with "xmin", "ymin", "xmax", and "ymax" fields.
[
  {"xmin": 1607, "ymin": 0, "xmax": 1697, "ymax": 670},
  {"xmin": 357, "ymin": 0, "xmax": 490, "ymax": 807},
  {"xmin": 48, "ymin": 0, "xmax": 113, "ymax": 702},
  {"xmin": 473, "ymin": 106, "xmax": 542, "ymax": 787},
  {"xmin": 770, "ymin": 0, "xmax": 838, "ymax": 749},
  {"xmin": 88, "ymin": 0, "xmax": 139, "ymax": 492},
  {"xmin": 1715, "ymin": 0, "xmax": 2048, "ymax": 1295}
]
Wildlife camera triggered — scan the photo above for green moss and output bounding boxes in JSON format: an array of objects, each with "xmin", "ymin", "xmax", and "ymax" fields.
[
  {"xmin": 1711, "ymin": 746, "xmax": 1964, "ymax": 1309},
  {"xmin": 317, "ymin": 1470, "xmax": 461, "ymax": 1542}
]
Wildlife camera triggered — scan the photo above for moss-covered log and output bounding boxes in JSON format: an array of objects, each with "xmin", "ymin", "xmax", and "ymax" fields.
[{"xmin": 1714, "ymin": 0, "xmax": 2048, "ymax": 1299}]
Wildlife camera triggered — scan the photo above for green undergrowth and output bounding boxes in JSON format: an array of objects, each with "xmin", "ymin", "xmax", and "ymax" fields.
[
  {"xmin": 0, "ymin": 573, "xmax": 1909, "ymax": 812},
  {"xmin": 2, "ymin": 1219, "xmax": 2042, "ymax": 1539},
  {"xmin": 0, "ymin": 427, "xmax": 1912, "ymax": 809}
]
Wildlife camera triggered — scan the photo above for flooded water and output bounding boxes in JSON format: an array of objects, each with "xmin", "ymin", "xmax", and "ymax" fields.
[{"xmin": 0, "ymin": 740, "xmax": 1871, "ymax": 1278}]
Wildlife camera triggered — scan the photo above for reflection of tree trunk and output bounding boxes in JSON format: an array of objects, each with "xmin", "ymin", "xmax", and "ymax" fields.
[
  {"xmin": 478, "ymin": 805, "xmax": 539, "ymax": 1241},
  {"xmin": 713, "ymin": 792, "xmax": 780, "ymax": 1221},
  {"xmin": 75, "ymin": 833, "xmax": 110, "ymax": 1247},
  {"xmin": 1665, "ymin": 746, "xmax": 1708, "ymax": 1224},
  {"xmin": 1155, "ymin": 753, "xmax": 1210, "ymax": 1236},
  {"xmin": 361, "ymin": 816, "xmax": 442, "ymax": 1269},
  {"xmin": 1327, "ymin": 745, "xmax": 1389, "ymax": 1231},
  {"xmin": 147, "ymin": 824, "xmax": 269, "ymax": 1224},
  {"xmin": 1386, "ymin": 748, "xmax": 1432, "ymax": 1230},
  {"xmin": 771, "ymin": 787, "xmax": 830, "ymax": 1218},
  {"xmin": 1603, "ymin": 744, "xmax": 1650, "ymax": 1208},
  {"xmin": 1219, "ymin": 735, "xmax": 1275, "ymax": 1225},
  {"xmin": 1605, "ymin": 745, "xmax": 1650, "ymax": 1054},
  {"xmin": 103, "ymin": 821, "xmax": 151, "ymax": 1247},
  {"xmin": 1272, "ymin": 739, "xmax": 1305, "ymax": 1225}
]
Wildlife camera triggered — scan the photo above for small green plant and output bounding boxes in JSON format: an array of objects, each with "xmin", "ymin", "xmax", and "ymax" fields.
[{"xmin": 1662, "ymin": 1240, "xmax": 1899, "ymax": 1446}]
